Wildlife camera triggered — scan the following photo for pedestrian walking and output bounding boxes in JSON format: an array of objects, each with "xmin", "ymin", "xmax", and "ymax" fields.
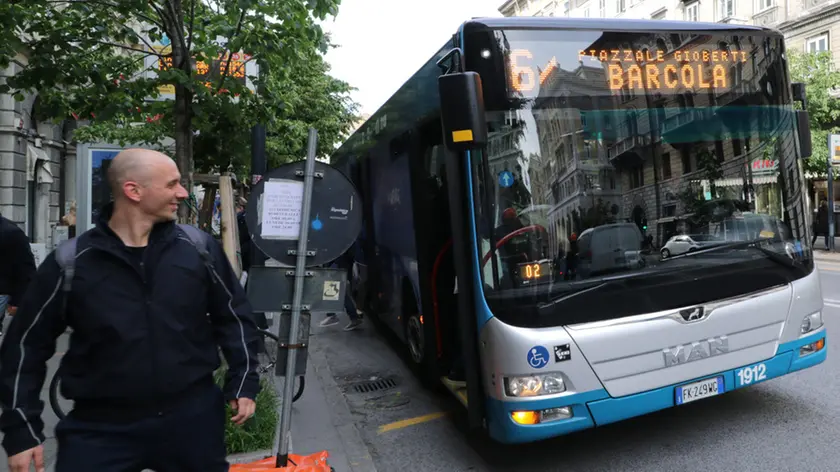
[
  {"xmin": 0, "ymin": 213, "xmax": 37, "ymax": 334},
  {"xmin": 0, "ymin": 148, "xmax": 261, "ymax": 472},
  {"xmin": 319, "ymin": 245, "xmax": 363, "ymax": 331}
]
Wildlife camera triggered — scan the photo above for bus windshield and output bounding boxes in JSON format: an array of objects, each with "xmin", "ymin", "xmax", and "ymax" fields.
[{"xmin": 464, "ymin": 26, "xmax": 814, "ymax": 328}]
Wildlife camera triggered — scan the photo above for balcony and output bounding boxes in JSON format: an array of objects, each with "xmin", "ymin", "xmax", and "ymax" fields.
[
  {"xmin": 607, "ymin": 134, "xmax": 650, "ymax": 163},
  {"xmin": 752, "ymin": 7, "xmax": 779, "ymax": 27},
  {"xmin": 718, "ymin": 16, "xmax": 749, "ymax": 25},
  {"xmin": 801, "ymin": 0, "xmax": 834, "ymax": 13},
  {"xmin": 661, "ymin": 107, "xmax": 715, "ymax": 136}
]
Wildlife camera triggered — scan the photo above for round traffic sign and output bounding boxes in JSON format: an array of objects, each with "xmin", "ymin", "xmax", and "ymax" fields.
[{"xmin": 244, "ymin": 160, "xmax": 362, "ymax": 268}]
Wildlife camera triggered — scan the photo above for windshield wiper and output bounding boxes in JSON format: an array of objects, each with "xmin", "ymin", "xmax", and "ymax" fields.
[
  {"xmin": 537, "ymin": 266, "xmax": 691, "ymax": 313},
  {"xmin": 663, "ymin": 237, "xmax": 802, "ymax": 269}
]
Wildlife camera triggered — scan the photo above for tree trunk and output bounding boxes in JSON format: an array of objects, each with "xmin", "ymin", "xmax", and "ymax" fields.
[
  {"xmin": 174, "ymin": 83, "xmax": 194, "ymax": 223},
  {"xmin": 171, "ymin": 27, "xmax": 194, "ymax": 224}
]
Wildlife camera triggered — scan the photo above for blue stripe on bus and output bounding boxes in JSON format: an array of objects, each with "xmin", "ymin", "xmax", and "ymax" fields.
[
  {"xmin": 777, "ymin": 328, "xmax": 829, "ymax": 373},
  {"xmin": 485, "ymin": 389, "xmax": 608, "ymax": 443},
  {"xmin": 464, "ymin": 151, "xmax": 494, "ymax": 327},
  {"xmin": 486, "ymin": 329, "xmax": 826, "ymax": 444}
]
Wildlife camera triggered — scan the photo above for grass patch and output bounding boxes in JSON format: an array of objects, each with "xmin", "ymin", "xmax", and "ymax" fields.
[{"xmin": 214, "ymin": 369, "xmax": 279, "ymax": 455}]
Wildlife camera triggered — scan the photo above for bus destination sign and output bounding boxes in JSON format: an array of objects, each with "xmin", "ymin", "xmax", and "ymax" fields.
[{"xmin": 508, "ymin": 46, "xmax": 748, "ymax": 96}]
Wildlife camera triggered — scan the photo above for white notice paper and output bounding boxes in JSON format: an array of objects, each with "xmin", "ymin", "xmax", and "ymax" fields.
[{"xmin": 260, "ymin": 179, "xmax": 304, "ymax": 240}]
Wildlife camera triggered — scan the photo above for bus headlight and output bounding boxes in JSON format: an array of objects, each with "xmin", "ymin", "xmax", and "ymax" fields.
[
  {"xmin": 801, "ymin": 311, "xmax": 823, "ymax": 334},
  {"xmin": 504, "ymin": 373, "xmax": 566, "ymax": 397}
]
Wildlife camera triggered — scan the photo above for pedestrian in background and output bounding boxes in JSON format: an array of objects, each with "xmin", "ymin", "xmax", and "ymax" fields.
[
  {"xmin": 0, "ymin": 148, "xmax": 261, "ymax": 472},
  {"xmin": 319, "ymin": 244, "xmax": 363, "ymax": 331},
  {"xmin": 0, "ymin": 213, "xmax": 37, "ymax": 334}
]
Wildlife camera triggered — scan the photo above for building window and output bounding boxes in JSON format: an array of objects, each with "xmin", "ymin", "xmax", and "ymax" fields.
[
  {"xmin": 617, "ymin": 0, "xmax": 625, "ymax": 13},
  {"xmin": 684, "ymin": 2, "xmax": 699, "ymax": 22},
  {"xmin": 600, "ymin": 0, "xmax": 606, "ymax": 16},
  {"xmin": 630, "ymin": 167, "xmax": 644, "ymax": 189},
  {"xmin": 584, "ymin": 7, "xmax": 590, "ymax": 16},
  {"xmin": 719, "ymin": 0, "xmax": 733, "ymax": 18},
  {"xmin": 757, "ymin": 0, "xmax": 773, "ymax": 11},
  {"xmin": 806, "ymin": 33, "xmax": 829, "ymax": 54},
  {"xmin": 661, "ymin": 152, "xmax": 672, "ymax": 180},
  {"xmin": 681, "ymin": 149, "xmax": 692, "ymax": 174}
]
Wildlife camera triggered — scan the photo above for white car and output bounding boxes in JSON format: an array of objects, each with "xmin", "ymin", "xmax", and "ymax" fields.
[{"xmin": 661, "ymin": 234, "xmax": 702, "ymax": 258}]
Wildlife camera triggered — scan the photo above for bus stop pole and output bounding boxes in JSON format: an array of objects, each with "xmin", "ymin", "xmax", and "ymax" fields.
[
  {"xmin": 828, "ymin": 134, "xmax": 835, "ymax": 252},
  {"xmin": 276, "ymin": 128, "xmax": 318, "ymax": 466}
]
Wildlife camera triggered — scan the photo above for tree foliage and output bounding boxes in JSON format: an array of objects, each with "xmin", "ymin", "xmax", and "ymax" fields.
[
  {"xmin": 788, "ymin": 50, "xmax": 840, "ymax": 178},
  {"xmin": 0, "ymin": 0, "xmax": 358, "ymax": 219}
]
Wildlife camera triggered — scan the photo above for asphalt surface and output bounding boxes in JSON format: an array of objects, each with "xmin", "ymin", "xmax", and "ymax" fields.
[{"xmin": 313, "ymin": 261, "xmax": 840, "ymax": 472}]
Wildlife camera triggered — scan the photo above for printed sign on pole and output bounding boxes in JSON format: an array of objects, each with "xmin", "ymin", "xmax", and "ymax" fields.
[{"xmin": 830, "ymin": 134, "xmax": 840, "ymax": 166}]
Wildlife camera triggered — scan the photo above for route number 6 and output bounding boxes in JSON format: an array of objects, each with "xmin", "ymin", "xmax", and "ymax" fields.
[{"xmin": 736, "ymin": 363, "xmax": 767, "ymax": 386}]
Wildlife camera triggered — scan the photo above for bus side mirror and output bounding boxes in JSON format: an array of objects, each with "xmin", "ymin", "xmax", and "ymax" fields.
[
  {"xmin": 438, "ymin": 71, "xmax": 487, "ymax": 153},
  {"xmin": 797, "ymin": 110, "xmax": 812, "ymax": 159},
  {"xmin": 791, "ymin": 82, "xmax": 812, "ymax": 159}
]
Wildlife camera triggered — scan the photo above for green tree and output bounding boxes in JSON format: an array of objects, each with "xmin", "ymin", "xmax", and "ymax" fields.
[
  {"xmin": 788, "ymin": 50, "xmax": 840, "ymax": 178},
  {"xmin": 263, "ymin": 48, "xmax": 358, "ymax": 169},
  {"xmin": 0, "ymin": 0, "xmax": 352, "ymax": 220}
]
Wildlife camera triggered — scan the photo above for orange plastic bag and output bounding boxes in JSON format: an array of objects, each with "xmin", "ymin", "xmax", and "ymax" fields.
[{"xmin": 229, "ymin": 451, "xmax": 332, "ymax": 472}]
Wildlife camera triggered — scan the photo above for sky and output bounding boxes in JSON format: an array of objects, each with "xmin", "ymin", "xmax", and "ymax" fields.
[{"xmin": 319, "ymin": 0, "xmax": 504, "ymax": 117}]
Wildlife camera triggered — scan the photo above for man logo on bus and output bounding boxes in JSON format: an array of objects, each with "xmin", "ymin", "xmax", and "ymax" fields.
[
  {"xmin": 663, "ymin": 336, "xmax": 729, "ymax": 367},
  {"xmin": 679, "ymin": 306, "xmax": 706, "ymax": 322}
]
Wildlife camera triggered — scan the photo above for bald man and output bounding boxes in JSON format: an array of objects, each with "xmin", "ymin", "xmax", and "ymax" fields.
[{"xmin": 0, "ymin": 149, "xmax": 261, "ymax": 472}]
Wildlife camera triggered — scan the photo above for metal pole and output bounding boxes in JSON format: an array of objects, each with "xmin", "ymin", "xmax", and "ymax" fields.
[
  {"xmin": 250, "ymin": 123, "xmax": 268, "ymax": 267},
  {"xmin": 828, "ymin": 157, "xmax": 835, "ymax": 252},
  {"xmin": 276, "ymin": 128, "xmax": 318, "ymax": 467}
]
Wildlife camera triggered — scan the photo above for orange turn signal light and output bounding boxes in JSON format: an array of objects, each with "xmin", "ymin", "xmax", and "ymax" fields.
[{"xmin": 511, "ymin": 411, "xmax": 539, "ymax": 425}]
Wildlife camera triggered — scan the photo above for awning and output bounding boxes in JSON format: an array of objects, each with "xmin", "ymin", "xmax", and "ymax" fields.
[
  {"xmin": 26, "ymin": 144, "xmax": 51, "ymax": 182},
  {"xmin": 714, "ymin": 175, "xmax": 777, "ymax": 187}
]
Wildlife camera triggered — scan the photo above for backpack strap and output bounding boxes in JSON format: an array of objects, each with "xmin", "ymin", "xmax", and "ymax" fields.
[{"xmin": 176, "ymin": 224, "xmax": 217, "ymax": 282}]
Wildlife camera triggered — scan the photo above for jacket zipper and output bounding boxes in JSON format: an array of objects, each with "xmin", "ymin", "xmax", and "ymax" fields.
[{"xmin": 138, "ymin": 257, "xmax": 163, "ymax": 417}]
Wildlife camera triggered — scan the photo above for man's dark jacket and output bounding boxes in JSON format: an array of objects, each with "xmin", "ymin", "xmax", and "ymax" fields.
[
  {"xmin": 0, "ymin": 214, "xmax": 37, "ymax": 306},
  {"xmin": 0, "ymin": 204, "xmax": 261, "ymax": 457}
]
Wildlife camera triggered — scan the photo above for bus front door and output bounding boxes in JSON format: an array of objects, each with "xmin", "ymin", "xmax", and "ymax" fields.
[{"xmin": 438, "ymin": 65, "xmax": 489, "ymax": 431}]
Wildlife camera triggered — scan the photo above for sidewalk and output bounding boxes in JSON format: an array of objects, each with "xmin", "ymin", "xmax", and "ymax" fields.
[
  {"xmin": 227, "ymin": 322, "xmax": 378, "ymax": 472},
  {"xmin": 813, "ymin": 247, "xmax": 840, "ymax": 263}
]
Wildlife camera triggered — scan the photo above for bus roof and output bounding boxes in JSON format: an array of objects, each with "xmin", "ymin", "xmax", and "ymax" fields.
[
  {"xmin": 460, "ymin": 16, "xmax": 776, "ymax": 34},
  {"xmin": 331, "ymin": 16, "xmax": 780, "ymax": 165}
]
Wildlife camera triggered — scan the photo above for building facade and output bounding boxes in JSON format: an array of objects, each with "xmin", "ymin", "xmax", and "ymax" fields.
[
  {"xmin": 498, "ymin": 0, "xmax": 840, "ymax": 64},
  {"xmin": 1, "ymin": 50, "xmax": 76, "ymax": 250}
]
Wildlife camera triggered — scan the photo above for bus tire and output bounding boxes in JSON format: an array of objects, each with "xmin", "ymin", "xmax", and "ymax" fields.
[
  {"xmin": 402, "ymin": 280, "xmax": 435, "ymax": 383},
  {"xmin": 406, "ymin": 312, "xmax": 424, "ymax": 364}
]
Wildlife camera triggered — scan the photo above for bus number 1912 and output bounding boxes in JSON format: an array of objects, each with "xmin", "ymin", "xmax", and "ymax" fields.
[{"xmin": 736, "ymin": 363, "xmax": 767, "ymax": 387}]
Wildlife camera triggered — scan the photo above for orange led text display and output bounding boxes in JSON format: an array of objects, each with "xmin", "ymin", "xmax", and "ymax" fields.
[{"xmin": 508, "ymin": 47, "xmax": 748, "ymax": 94}]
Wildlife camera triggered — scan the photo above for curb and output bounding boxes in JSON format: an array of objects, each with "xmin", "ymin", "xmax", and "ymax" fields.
[
  {"xmin": 308, "ymin": 336, "xmax": 379, "ymax": 472},
  {"xmin": 227, "ymin": 450, "xmax": 272, "ymax": 464}
]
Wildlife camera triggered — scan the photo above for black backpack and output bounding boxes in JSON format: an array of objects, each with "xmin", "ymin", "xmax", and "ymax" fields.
[{"xmin": 53, "ymin": 224, "xmax": 214, "ymax": 311}]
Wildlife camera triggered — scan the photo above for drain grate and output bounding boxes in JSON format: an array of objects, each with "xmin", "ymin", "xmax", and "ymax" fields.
[{"xmin": 352, "ymin": 377, "xmax": 397, "ymax": 394}]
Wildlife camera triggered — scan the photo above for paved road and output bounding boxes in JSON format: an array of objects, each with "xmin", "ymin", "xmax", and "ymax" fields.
[{"xmin": 313, "ymin": 262, "xmax": 840, "ymax": 472}]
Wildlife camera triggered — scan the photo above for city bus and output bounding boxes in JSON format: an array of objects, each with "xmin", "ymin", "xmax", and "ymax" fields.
[{"xmin": 330, "ymin": 16, "xmax": 826, "ymax": 444}]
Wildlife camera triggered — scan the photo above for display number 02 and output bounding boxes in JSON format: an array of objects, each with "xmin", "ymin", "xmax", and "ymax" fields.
[
  {"xmin": 736, "ymin": 363, "xmax": 767, "ymax": 386},
  {"xmin": 525, "ymin": 264, "xmax": 541, "ymax": 278}
]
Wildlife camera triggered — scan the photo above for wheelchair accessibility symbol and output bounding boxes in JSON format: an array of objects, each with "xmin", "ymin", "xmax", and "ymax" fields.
[
  {"xmin": 527, "ymin": 345, "xmax": 550, "ymax": 369},
  {"xmin": 322, "ymin": 281, "xmax": 340, "ymax": 301}
]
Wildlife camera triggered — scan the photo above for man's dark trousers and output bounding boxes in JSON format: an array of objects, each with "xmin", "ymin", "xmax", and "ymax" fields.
[{"xmin": 54, "ymin": 381, "xmax": 229, "ymax": 472}]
